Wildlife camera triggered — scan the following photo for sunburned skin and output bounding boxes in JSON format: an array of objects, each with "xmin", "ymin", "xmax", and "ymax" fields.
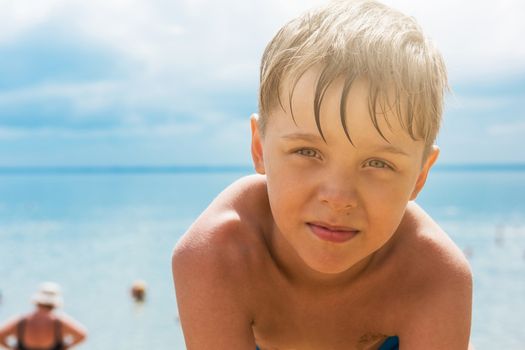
[
  {"xmin": 256, "ymin": 331, "xmax": 390, "ymax": 350},
  {"xmin": 172, "ymin": 66, "xmax": 472, "ymax": 350},
  {"xmin": 173, "ymin": 171, "xmax": 471, "ymax": 349},
  {"xmin": 253, "ymin": 69, "xmax": 434, "ymax": 278}
]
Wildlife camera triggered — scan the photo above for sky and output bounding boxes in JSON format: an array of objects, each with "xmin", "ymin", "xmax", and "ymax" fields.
[{"xmin": 0, "ymin": 0, "xmax": 524, "ymax": 166}]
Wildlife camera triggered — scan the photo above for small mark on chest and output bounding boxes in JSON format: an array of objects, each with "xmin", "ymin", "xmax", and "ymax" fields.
[{"xmin": 356, "ymin": 332, "xmax": 388, "ymax": 350}]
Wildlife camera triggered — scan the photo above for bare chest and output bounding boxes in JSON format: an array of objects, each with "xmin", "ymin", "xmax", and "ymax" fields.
[{"xmin": 252, "ymin": 284, "xmax": 398, "ymax": 350}]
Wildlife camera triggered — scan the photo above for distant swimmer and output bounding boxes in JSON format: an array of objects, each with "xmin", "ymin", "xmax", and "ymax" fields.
[
  {"xmin": 0, "ymin": 282, "xmax": 87, "ymax": 350},
  {"xmin": 130, "ymin": 280, "xmax": 147, "ymax": 303}
]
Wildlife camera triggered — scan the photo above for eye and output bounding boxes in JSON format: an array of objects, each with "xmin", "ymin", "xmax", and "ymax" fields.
[
  {"xmin": 295, "ymin": 148, "xmax": 321, "ymax": 159},
  {"xmin": 365, "ymin": 159, "xmax": 393, "ymax": 169}
]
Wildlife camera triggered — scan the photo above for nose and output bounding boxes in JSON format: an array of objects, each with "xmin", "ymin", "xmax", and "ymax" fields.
[{"xmin": 317, "ymin": 178, "xmax": 358, "ymax": 212}]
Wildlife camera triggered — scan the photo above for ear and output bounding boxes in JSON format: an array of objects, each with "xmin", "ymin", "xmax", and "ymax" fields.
[
  {"xmin": 250, "ymin": 114, "xmax": 266, "ymax": 174},
  {"xmin": 410, "ymin": 145, "xmax": 440, "ymax": 200}
]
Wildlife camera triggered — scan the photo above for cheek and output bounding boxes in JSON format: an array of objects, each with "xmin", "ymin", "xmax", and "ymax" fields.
[
  {"xmin": 265, "ymin": 152, "xmax": 306, "ymax": 206},
  {"xmin": 267, "ymin": 175, "xmax": 299, "ymax": 214},
  {"xmin": 364, "ymin": 172, "xmax": 417, "ymax": 203},
  {"xmin": 266, "ymin": 170, "xmax": 310, "ymax": 231},
  {"xmin": 363, "ymin": 180, "xmax": 413, "ymax": 225}
]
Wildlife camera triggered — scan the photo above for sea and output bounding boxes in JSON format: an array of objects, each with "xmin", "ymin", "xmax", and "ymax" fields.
[{"xmin": 0, "ymin": 166, "xmax": 524, "ymax": 350}]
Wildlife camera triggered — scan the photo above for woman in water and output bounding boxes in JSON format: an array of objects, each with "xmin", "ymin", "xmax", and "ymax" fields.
[{"xmin": 0, "ymin": 282, "xmax": 87, "ymax": 350}]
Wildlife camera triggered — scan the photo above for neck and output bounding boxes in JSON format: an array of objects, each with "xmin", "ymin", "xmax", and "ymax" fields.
[{"xmin": 35, "ymin": 306, "xmax": 53, "ymax": 315}]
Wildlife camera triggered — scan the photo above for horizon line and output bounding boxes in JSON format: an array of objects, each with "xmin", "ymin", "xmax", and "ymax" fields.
[{"xmin": 0, "ymin": 163, "xmax": 524, "ymax": 175}]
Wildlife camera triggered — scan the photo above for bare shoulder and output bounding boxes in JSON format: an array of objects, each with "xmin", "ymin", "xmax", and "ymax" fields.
[
  {"xmin": 171, "ymin": 175, "xmax": 269, "ymax": 348},
  {"xmin": 397, "ymin": 202, "xmax": 472, "ymax": 283},
  {"xmin": 391, "ymin": 202, "xmax": 472, "ymax": 349},
  {"xmin": 172, "ymin": 174, "xmax": 269, "ymax": 279},
  {"xmin": 0, "ymin": 314, "xmax": 22, "ymax": 336},
  {"xmin": 56, "ymin": 313, "xmax": 87, "ymax": 335}
]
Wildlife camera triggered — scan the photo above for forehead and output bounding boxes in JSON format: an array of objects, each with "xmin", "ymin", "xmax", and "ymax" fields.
[{"xmin": 275, "ymin": 68, "xmax": 419, "ymax": 151}]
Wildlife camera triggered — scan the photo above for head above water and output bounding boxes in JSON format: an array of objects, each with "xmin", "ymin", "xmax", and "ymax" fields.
[{"xmin": 258, "ymin": 0, "xmax": 448, "ymax": 159}]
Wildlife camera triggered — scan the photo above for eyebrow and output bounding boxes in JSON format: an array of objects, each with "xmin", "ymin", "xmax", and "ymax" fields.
[
  {"xmin": 368, "ymin": 144, "xmax": 410, "ymax": 157},
  {"xmin": 281, "ymin": 132, "xmax": 324, "ymax": 142},
  {"xmin": 281, "ymin": 132, "xmax": 410, "ymax": 156}
]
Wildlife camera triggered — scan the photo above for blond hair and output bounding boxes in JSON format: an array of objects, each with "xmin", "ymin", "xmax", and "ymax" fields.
[{"xmin": 258, "ymin": 0, "xmax": 448, "ymax": 155}]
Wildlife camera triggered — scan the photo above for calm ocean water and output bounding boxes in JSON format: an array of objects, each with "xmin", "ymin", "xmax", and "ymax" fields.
[{"xmin": 0, "ymin": 168, "xmax": 524, "ymax": 349}]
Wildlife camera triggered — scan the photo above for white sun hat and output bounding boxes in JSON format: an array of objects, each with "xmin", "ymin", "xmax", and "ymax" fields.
[{"xmin": 31, "ymin": 282, "xmax": 63, "ymax": 308}]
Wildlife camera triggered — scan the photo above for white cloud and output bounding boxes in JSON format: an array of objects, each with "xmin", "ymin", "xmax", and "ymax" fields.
[
  {"xmin": 487, "ymin": 120, "xmax": 525, "ymax": 136},
  {"xmin": 212, "ymin": 62, "xmax": 260, "ymax": 86},
  {"xmin": 447, "ymin": 94, "xmax": 521, "ymax": 111},
  {"xmin": 0, "ymin": 0, "xmax": 523, "ymax": 165},
  {"xmin": 0, "ymin": 80, "xmax": 119, "ymax": 104},
  {"xmin": 0, "ymin": 81, "xmax": 126, "ymax": 121},
  {"xmin": 0, "ymin": 121, "xmax": 203, "ymax": 140},
  {"xmin": 0, "ymin": 0, "xmax": 63, "ymax": 43},
  {"xmin": 382, "ymin": 0, "xmax": 525, "ymax": 82},
  {"xmin": 2, "ymin": 0, "xmax": 523, "ymax": 86}
]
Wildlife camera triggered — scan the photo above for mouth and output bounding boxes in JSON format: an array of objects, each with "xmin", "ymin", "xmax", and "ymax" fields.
[{"xmin": 307, "ymin": 222, "xmax": 360, "ymax": 243}]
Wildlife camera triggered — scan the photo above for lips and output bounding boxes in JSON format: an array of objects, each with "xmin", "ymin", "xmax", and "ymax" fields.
[{"xmin": 307, "ymin": 222, "xmax": 359, "ymax": 243}]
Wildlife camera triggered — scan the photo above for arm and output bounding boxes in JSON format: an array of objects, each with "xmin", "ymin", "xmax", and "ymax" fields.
[
  {"xmin": 0, "ymin": 316, "xmax": 19, "ymax": 349},
  {"xmin": 172, "ymin": 227, "xmax": 257, "ymax": 350},
  {"xmin": 399, "ymin": 257, "xmax": 473, "ymax": 349},
  {"xmin": 397, "ymin": 203, "xmax": 473, "ymax": 349},
  {"xmin": 59, "ymin": 314, "xmax": 87, "ymax": 349}
]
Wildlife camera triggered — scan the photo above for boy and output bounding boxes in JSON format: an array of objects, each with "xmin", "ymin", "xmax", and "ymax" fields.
[{"xmin": 172, "ymin": 0, "xmax": 473, "ymax": 349}]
